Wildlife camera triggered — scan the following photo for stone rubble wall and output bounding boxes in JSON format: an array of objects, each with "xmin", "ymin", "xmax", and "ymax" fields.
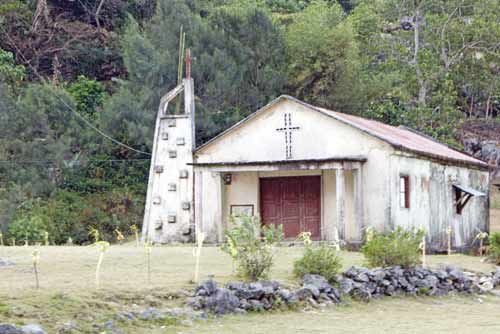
[{"xmin": 188, "ymin": 265, "xmax": 500, "ymax": 315}]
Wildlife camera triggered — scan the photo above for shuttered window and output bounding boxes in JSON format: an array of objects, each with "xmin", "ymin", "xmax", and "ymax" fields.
[{"xmin": 400, "ymin": 175, "xmax": 410, "ymax": 209}]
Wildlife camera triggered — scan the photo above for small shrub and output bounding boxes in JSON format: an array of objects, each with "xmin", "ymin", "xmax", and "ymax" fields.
[
  {"xmin": 487, "ymin": 232, "xmax": 500, "ymax": 265},
  {"xmin": 221, "ymin": 215, "xmax": 284, "ymax": 281},
  {"xmin": 8, "ymin": 215, "xmax": 47, "ymax": 244},
  {"xmin": 293, "ymin": 244, "xmax": 342, "ymax": 283},
  {"xmin": 361, "ymin": 227, "xmax": 424, "ymax": 268}
]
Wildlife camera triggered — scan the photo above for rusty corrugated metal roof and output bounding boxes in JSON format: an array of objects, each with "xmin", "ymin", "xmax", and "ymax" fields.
[{"xmin": 316, "ymin": 106, "xmax": 488, "ymax": 168}]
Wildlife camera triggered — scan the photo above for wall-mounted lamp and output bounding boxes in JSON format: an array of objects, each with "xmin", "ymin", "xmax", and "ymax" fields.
[{"xmin": 223, "ymin": 173, "xmax": 232, "ymax": 185}]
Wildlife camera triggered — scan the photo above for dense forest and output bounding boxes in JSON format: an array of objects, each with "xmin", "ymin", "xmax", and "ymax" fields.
[{"xmin": 0, "ymin": 0, "xmax": 499, "ymax": 244}]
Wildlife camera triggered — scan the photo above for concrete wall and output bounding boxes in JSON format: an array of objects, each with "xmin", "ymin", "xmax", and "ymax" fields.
[
  {"xmin": 218, "ymin": 170, "xmax": 357, "ymax": 242},
  {"xmin": 389, "ymin": 153, "xmax": 490, "ymax": 250},
  {"xmin": 145, "ymin": 114, "xmax": 194, "ymax": 243}
]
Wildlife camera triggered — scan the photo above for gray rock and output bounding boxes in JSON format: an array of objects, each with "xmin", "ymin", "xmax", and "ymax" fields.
[
  {"xmin": 259, "ymin": 280, "xmax": 280, "ymax": 291},
  {"xmin": 449, "ymin": 269, "xmax": 466, "ymax": 283},
  {"xmin": 20, "ymin": 325, "xmax": 45, "ymax": 334},
  {"xmin": 187, "ymin": 296, "xmax": 204, "ymax": 310},
  {"xmin": 278, "ymin": 289, "xmax": 292, "ymax": 302},
  {"xmin": 205, "ymin": 288, "xmax": 240, "ymax": 315},
  {"xmin": 226, "ymin": 281, "xmax": 245, "ymax": 291},
  {"xmin": 354, "ymin": 273, "xmax": 370, "ymax": 283},
  {"xmin": 351, "ymin": 287, "xmax": 371, "ymax": 302},
  {"xmin": 301, "ymin": 284, "xmax": 320, "ymax": 299},
  {"xmin": 239, "ymin": 299, "xmax": 251, "ymax": 310},
  {"xmin": 303, "ymin": 274, "xmax": 332, "ymax": 292},
  {"xmin": 248, "ymin": 299, "xmax": 264, "ymax": 312},
  {"xmin": 196, "ymin": 280, "xmax": 218, "ymax": 296},
  {"xmin": 0, "ymin": 324, "xmax": 23, "ymax": 334},
  {"xmin": 434, "ymin": 270, "xmax": 448, "ymax": 280},
  {"xmin": 422, "ymin": 275, "xmax": 439, "ymax": 289},
  {"xmin": 338, "ymin": 277, "xmax": 354, "ymax": 294},
  {"xmin": 370, "ymin": 269, "xmax": 386, "ymax": 282},
  {"xmin": 233, "ymin": 282, "xmax": 264, "ymax": 300}
]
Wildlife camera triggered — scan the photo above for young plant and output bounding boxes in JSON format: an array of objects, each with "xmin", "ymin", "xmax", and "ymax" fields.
[
  {"xmin": 144, "ymin": 241, "xmax": 152, "ymax": 285},
  {"xmin": 0, "ymin": 232, "xmax": 3, "ymax": 246},
  {"xmin": 192, "ymin": 231, "xmax": 206, "ymax": 283},
  {"xmin": 115, "ymin": 229, "xmax": 125, "ymax": 245},
  {"xmin": 10, "ymin": 238, "xmax": 15, "ymax": 246},
  {"xmin": 89, "ymin": 228, "xmax": 100, "ymax": 243},
  {"xmin": 293, "ymin": 243, "xmax": 342, "ymax": 283},
  {"xmin": 32, "ymin": 249, "xmax": 40, "ymax": 290},
  {"xmin": 473, "ymin": 230, "xmax": 488, "ymax": 257},
  {"xmin": 486, "ymin": 232, "xmax": 500, "ymax": 264},
  {"xmin": 361, "ymin": 227, "xmax": 425, "ymax": 268},
  {"xmin": 221, "ymin": 215, "xmax": 284, "ymax": 281},
  {"xmin": 93, "ymin": 241, "xmax": 110, "ymax": 289},
  {"xmin": 43, "ymin": 231, "xmax": 49, "ymax": 246},
  {"xmin": 130, "ymin": 225, "xmax": 140, "ymax": 247}
]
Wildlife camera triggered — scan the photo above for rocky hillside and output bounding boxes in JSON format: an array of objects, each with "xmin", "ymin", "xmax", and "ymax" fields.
[{"xmin": 461, "ymin": 120, "xmax": 500, "ymax": 178}]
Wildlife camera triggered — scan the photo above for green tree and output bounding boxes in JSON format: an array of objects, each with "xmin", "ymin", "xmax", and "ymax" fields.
[
  {"xmin": 285, "ymin": 1, "xmax": 366, "ymax": 113},
  {"xmin": 67, "ymin": 75, "xmax": 107, "ymax": 120},
  {"xmin": 0, "ymin": 49, "xmax": 25, "ymax": 93},
  {"xmin": 102, "ymin": 0, "xmax": 286, "ymax": 145}
]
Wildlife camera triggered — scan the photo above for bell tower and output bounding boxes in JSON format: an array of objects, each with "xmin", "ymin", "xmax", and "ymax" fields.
[{"xmin": 142, "ymin": 50, "xmax": 195, "ymax": 243}]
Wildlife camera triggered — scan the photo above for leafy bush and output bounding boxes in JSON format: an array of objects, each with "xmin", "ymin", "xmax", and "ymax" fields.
[
  {"xmin": 221, "ymin": 215, "xmax": 284, "ymax": 281},
  {"xmin": 67, "ymin": 75, "xmax": 106, "ymax": 119},
  {"xmin": 487, "ymin": 232, "xmax": 500, "ymax": 265},
  {"xmin": 6, "ymin": 189, "xmax": 144, "ymax": 245},
  {"xmin": 361, "ymin": 227, "xmax": 424, "ymax": 268},
  {"xmin": 8, "ymin": 215, "xmax": 47, "ymax": 244},
  {"xmin": 293, "ymin": 244, "xmax": 342, "ymax": 283}
]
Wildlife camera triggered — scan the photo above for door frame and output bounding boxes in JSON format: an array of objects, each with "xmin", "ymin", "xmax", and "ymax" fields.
[{"xmin": 258, "ymin": 175, "xmax": 322, "ymax": 240}]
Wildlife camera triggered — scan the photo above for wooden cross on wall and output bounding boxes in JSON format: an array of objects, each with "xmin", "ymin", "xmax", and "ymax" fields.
[{"xmin": 276, "ymin": 113, "xmax": 300, "ymax": 159}]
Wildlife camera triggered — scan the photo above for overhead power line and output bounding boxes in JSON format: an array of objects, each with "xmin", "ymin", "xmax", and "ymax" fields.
[
  {"xmin": 50, "ymin": 90, "xmax": 152, "ymax": 156},
  {"xmin": 0, "ymin": 159, "xmax": 150, "ymax": 165},
  {"xmin": 0, "ymin": 25, "xmax": 152, "ymax": 157}
]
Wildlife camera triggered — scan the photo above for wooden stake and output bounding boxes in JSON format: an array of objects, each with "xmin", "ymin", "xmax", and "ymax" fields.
[
  {"xmin": 446, "ymin": 226, "xmax": 452, "ymax": 255},
  {"xmin": 32, "ymin": 249, "xmax": 40, "ymax": 290},
  {"xmin": 144, "ymin": 241, "xmax": 152, "ymax": 286},
  {"xmin": 94, "ymin": 241, "xmax": 110, "ymax": 289},
  {"xmin": 333, "ymin": 227, "xmax": 341, "ymax": 251},
  {"xmin": 193, "ymin": 231, "xmax": 206, "ymax": 283},
  {"xmin": 421, "ymin": 236, "xmax": 426, "ymax": 268}
]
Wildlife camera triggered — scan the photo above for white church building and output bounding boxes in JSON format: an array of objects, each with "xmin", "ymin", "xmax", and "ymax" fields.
[{"xmin": 142, "ymin": 73, "xmax": 490, "ymax": 252}]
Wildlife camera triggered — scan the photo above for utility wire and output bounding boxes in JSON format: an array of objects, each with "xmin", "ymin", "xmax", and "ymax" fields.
[
  {"xmin": 0, "ymin": 159, "xmax": 150, "ymax": 164},
  {"xmin": 50, "ymin": 90, "xmax": 152, "ymax": 156},
  {"xmin": 0, "ymin": 25, "xmax": 152, "ymax": 157}
]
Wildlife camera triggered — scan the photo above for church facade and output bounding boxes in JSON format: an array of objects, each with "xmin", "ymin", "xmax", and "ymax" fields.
[{"xmin": 142, "ymin": 76, "xmax": 490, "ymax": 252}]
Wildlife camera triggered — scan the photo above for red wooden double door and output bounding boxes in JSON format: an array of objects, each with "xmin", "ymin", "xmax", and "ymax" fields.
[{"xmin": 260, "ymin": 176, "xmax": 321, "ymax": 239}]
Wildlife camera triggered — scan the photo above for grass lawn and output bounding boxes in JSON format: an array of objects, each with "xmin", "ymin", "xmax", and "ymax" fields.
[{"xmin": 1, "ymin": 246, "xmax": 499, "ymax": 333}]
